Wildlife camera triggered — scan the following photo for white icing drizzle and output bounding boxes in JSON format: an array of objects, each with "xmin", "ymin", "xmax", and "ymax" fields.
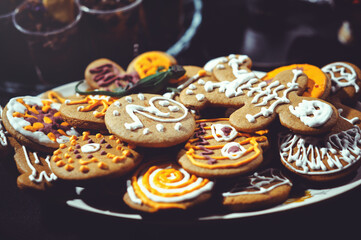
[
  {"xmin": 0, "ymin": 106, "xmax": 8, "ymax": 147},
  {"xmin": 203, "ymin": 56, "xmax": 228, "ymax": 72},
  {"xmin": 322, "ymin": 62, "xmax": 359, "ymax": 93},
  {"xmin": 159, "ymin": 100, "xmax": 170, "ymax": 107},
  {"xmin": 22, "ymin": 145, "xmax": 57, "ymax": 183},
  {"xmin": 211, "ymin": 124, "xmax": 238, "ymax": 142},
  {"xmin": 279, "ymin": 126, "xmax": 361, "ymax": 175},
  {"xmin": 89, "ymin": 95, "xmax": 111, "ymax": 101},
  {"xmin": 221, "ymin": 142, "xmax": 246, "ymax": 160},
  {"xmin": 124, "ymin": 96, "xmax": 188, "ymax": 131},
  {"xmin": 81, "ymin": 143, "xmax": 101, "ymax": 153},
  {"xmin": 289, "ymin": 100, "xmax": 333, "ymax": 127},
  {"xmin": 338, "ymin": 108, "xmax": 360, "ymax": 125},
  {"xmin": 168, "ymin": 105, "xmax": 179, "ymax": 112},
  {"xmin": 222, "ymin": 168, "xmax": 292, "ymax": 197}
]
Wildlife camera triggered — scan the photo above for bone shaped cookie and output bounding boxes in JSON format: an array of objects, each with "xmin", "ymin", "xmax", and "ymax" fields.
[{"xmin": 180, "ymin": 60, "xmax": 338, "ymax": 135}]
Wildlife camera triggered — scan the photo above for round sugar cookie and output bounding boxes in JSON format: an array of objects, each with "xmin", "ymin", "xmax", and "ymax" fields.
[
  {"xmin": 177, "ymin": 118, "xmax": 269, "ymax": 178},
  {"xmin": 105, "ymin": 93, "xmax": 196, "ymax": 148},
  {"xmin": 3, "ymin": 96, "xmax": 80, "ymax": 153},
  {"xmin": 222, "ymin": 168, "xmax": 292, "ymax": 211},
  {"xmin": 50, "ymin": 132, "xmax": 142, "ymax": 181},
  {"xmin": 123, "ymin": 161, "xmax": 214, "ymax": 213}
]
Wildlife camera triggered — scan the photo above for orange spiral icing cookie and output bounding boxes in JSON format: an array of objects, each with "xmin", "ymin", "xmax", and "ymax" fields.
[
  {"xmin": 124, "ymin": 161, "xmax": 214, "ymax": 212},
  {"xmin": 177, "ymin": 118, "xmax": 269, "ymax": 178},
  {"xmin": 50, "ymin": 132, "xmax": 142, "ymax": 180},
  {"xmin": 261, "ymin": 64, "xmax": 331, "ymax": 99}
]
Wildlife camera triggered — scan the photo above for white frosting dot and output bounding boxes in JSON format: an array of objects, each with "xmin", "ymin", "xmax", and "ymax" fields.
[
  {"xmin": 125, "ymin": 96, "xmax": 133, "ymax": 103},
  {"xmin": 113, "ymin": 110, "xmax": 120, "ymax": 116},
  {"xmin": 156, "ymin": 124, "xmax": 165, "ymax": 132},
  {"xmin": 196, "ymin": 94, "xmax": 205, "ymax": 102},
  {"xmin": 186, "ymin": 89, "xmax": 194, "ymax": 95}
]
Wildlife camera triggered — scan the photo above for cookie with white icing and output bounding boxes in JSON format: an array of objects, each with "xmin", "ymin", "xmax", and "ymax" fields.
[
  {"xmin": 50, "ymin": 132, "xmax": 142, "ymax": 181},
  {"xmin": 105, "ymin": 93, "xmax": 196, "ymax": 148},
  {"xmin": 177, "ymin": 118, "xmax": 269, "ymax": 178},
  {"xmin": 0, "ymin": 106, "xmax": 9, "ymax": 156},
  {"xmin": 123, "ymin": 161, "xmax": 214, "ymax": 212},
  {"xmin": 2, "ymin": 96, "xmax": 80, "ymax": 153},
  {"xmin": 222, "ymin": 168, "xmax": 292, "ymax": 211},
  {"xmin": 10, "ymin": 137, "xmax": 58, "ymax": 191},
  {"xmin": 180, "ymin": 63, "xmax": 339, "ymax": 135},
  {"xmin": 59, "ymin": 94, "xmax": 119, "ymax": 130}
]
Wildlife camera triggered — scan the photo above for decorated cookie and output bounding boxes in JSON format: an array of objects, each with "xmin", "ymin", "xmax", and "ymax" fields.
[
  {"xmin": 0, "ymin": 106, "xmax": 9, "ymax": 156},
  {"xmin": 222, "ymin": 168, "xmax": 292, "ymax": 211},
  {"xmin": 180, "ymin": 65, "xmax": 338, "ymax": 135},
  {"xmin": 60, "ymin": 94, "xmax": 119, "ymax": 130},
  {"xmin": 261, "ymin": 64, "xmax": 331, "ymax": 99},
  {"xmin": 123, "ymin": 161, "xmax": 214, "ymax": 212},
  {"xmin": 203, "ymin": 54, "xmax": 252, "ymax": 78},
  {"xmin": 85, "ymin": 58, "xmax": 140, "ymax": 91},
  {"xmin": 50, "ymin": 132, "xmax": 142, "ymax": 181},
  {"xmin": 105, "ymin": 93, "xmax": 196, "ymax": 148},
  {"xmin": 2, "ymin": 96, "xmax": 80, "ymax": 153},
  {"xmin": 177, "ymin": 118, "xmax": 269, "ymax": 178},
  {"xmin": 10, "ymin": 137, "xmax": 57, "ymax": 191},
  {"xmin": 127, "ymin": 51, "xmax": 177, "ymax": 79}
]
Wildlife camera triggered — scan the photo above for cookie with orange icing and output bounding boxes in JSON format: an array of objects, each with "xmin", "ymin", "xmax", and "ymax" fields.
[
  {"xmin": 177, "ymin": 118, "xmax": 269, "ymax": 178},
  {"xmin": 261, "ymin": 64, "xmax": 331, "ymax": 99},
  {"xmin": 60, "ymin": 94, "xmax": 119, "ymax": 130},
  {"xmin": 10, "ymin": 137, "xmax": 57, "ymax": 191},
  {"xmin": 50, "ymin": 132, "xmax": 142, "ymax": 181},
  {"xmin": 85, "ymin": 58, "xmax": 140, "ymax": 91},
  {"xmin": 126, "ymin": 51, "xmax": 177, "ymax": 79},
  {"xmin": 2, "ymin": 96, "xmax": 80, "ymax": 153},
  {"xmin": 222, "ymin": 168, "xmax": 292, "ymax": 211},
  {"xmin": 105, "ymin": 93, "xmax": 196, "ymax": 148},
  {"xmin": 124, "ymin": 161, "xmax": 214, "ymax": 213}
]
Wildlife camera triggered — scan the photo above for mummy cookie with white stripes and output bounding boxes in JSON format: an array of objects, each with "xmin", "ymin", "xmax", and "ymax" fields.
[
  {"xmin": 2, "ymin": 96, "xmax": 80, "ymax": 153},
  {"xmin": 177, "ymin": 118, "xmax": 269, "ymax": 178},
  {"xmin": 180, "ymin": 66, "xmax": 338, "ymax": 135},
  {"xmin": 105, "ymin": 93, "xmax": 196, "ymax": 148},
  {"xmin": 50, "ymin": 132, "xmax": 142, "ymax": 181},
  {"xmin": 222, "ymin": 168, "xmax": 292, "ymax": 211},
  {"xmin": 123, "ymin": 161, "xmax": 214, "ymax": 212},
  {"xmin": 279, "ymin": 117, "xmax": 361, "ymax": 182},
  {"xmin": 10, "ymin": 137, "xmax": 58, "ymax": 191}
]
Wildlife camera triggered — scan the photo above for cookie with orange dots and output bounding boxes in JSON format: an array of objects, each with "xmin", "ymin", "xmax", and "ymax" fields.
[
  {"xmin": 221, "ymin": 168, "xmax": 292, "ymax": 211},
  {"xmin": 126, "ymin": 51, "xmax": 177, "ymax": 79},
  {"xmin": 50, "ymin": 132, "xmax": 142, "ymax": 181},
  {"xmin": 2, "ymin": 96, "xmax": 80, "ymax": 153},
  {"xmin": 85, "ymin": 58, "xmax": 140, "ymax": 91},
  {"xmin": 123, "ymin": 161, "xmax": 214, "ymax": 213},
  {"xmin": 105, "ymin": 93, "xmax": 196, "ymax": 148},
  {"xmin": 177, "ymin": 118, "xmax": 269, "ymax": 178},
  {"xmin": 261, "ymin": 64, "xmax": 331, "ymax": 99},
  {"xmin": 9, "ymin": 137, "xmax": 58, "ymax": 191},
  {"xmin": 59, "ymin": 94, "xmax": 119, "ymax": 130}
]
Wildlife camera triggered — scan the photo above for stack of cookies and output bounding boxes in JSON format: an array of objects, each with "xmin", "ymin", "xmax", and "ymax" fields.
[{"xmin": 1, "ymin": 51, "xmax": 361, "ymax": 213}]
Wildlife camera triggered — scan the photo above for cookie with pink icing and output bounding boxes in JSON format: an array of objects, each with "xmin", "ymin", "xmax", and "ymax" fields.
[
  {"xmin": 2, "ymin": 96, "xmax": 80, "ymax": 153},
  {"xmin": 105, "ymin": 93, "xmax": 196, "ymax": 148},
  {"xmin": 180, "ymin": 62, "xmax": 339, "ymax": 135}
]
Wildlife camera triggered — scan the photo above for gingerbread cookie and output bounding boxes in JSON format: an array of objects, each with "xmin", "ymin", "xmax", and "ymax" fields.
[
  {"xmin": 180, "ymin": 65, "xmax": 338, "ymax": 135},
  {"xmin": 127, "ymin": 51, "xmax": 177, "ymax": 79},
  {"xmin": 10, "ymin": 137, "xmax": 57, "ymax": 191},
  {"xmin": 105, "ymin": 93, "xmax": 196, "ymax": 148},
  {"xmin": 0, "ymin": 106, "xmax": 9, "ymax": 156},
  {"xmin": 203, "ymin": 54, "xmax": 252, "ymax": 77},
  {"xmin": 222, "ymin": 168, "xmax": 292, "ymax": 211},
  {"xmin": 124, "ymin": 161, "xmax": 214, "ymax": 212},
  {"xmin": 178, "ymin": 118, "xmax": 269, "ymax": 178},
  {"xmin": 3, "ymin": 96, "xmax": 80, "ymax": 153},
  {"xmin": 60, "ymin": 94, "xmax": 119, "ymax": 130},
  {"xmin": 50, "ymin": 132, "xmax": 142, "ymax": 181},
  {"xmin": 261, "ymin": 64, "xmax": 331, "ymax": 99},
  {"xmin": 85, "ymin": 58, "xmax": 140, "ymax": 91}
]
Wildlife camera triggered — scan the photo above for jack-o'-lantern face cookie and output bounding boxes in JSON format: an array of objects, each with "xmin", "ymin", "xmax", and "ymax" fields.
[
  {"xmin": 50, "ymin": 132, "xmax": 142, "ymax": 181},
  {"xmin": 2, "ymin": 96, "xmax": 80, "ymax": 153},
  {"xmin": 222, "ymin": 168, "xmax": 292, "ymax": 211},
  {"xmin": 180, "ymin": 64, "xmax": 339, "ymax": 135},
  {"xmin": 60, "ymin": 94, "xmax": 119, "ymax": 130},
  {"xmin": 105, "ymin": 93, "xmax": 196, "ymax": 148},
  {"xmin": 177, "ymin": 119, "xmax": 269, "ymax": 178},
  {"xmin": 85, "ymin": 58, "xmax": 140, "ymax": 91},
  {"xmin": 123, "ymin": 161, "xmax": 214, "ymax": 213},
  {"xmin": 10, "ymin": 137, "xmax": 57, "ymax": 191}
]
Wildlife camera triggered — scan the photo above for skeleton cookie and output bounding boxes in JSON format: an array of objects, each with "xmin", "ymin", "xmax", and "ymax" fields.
[
  {"xmin": 180, "ymin": 62, "xmax": 338, "ymax": 135},
  {"xmin": 105, "ymin": 93, "xmax": 196, "ymax": 148},
  {"xmin": 178, "ymin": 118, "xmax": 269, "ymax": 178}
]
